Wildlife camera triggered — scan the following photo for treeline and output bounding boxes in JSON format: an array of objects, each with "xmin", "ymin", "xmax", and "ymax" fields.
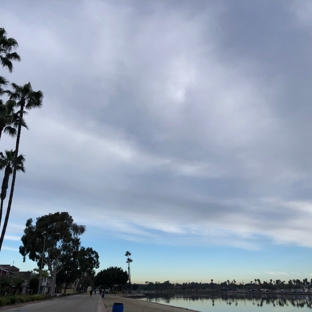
[{"xmin": 140, "ymin": 278, "xmax": 312, "ymax": 292}]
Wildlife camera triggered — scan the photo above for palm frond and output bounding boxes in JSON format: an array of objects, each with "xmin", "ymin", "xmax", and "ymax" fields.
[
  {"xmin": 3, "ymin": 126, "xmax": 16, "ymax": 137},
  {"xmin": 0, "ymin": 28, "xmax": 6, "ymax": 38},
  {"xmin": 5, "ymin": 38, "xmax": 19, "ymax": 50},
  {"xmin": 5, "ymin": 52, "xmax": 20, "ymax": 62},
  {"xmin": 0, "ymin": 76, "xmax": 8, "ymax": 85},
  {"xmin": 0, "ymin": 56, "xmax": 13, "ymax": 72}
]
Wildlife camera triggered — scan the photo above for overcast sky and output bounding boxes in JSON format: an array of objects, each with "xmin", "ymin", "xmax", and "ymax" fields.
[{"xmin": 1, "ymin": 0, "xmax": 312, "ymax": 284}]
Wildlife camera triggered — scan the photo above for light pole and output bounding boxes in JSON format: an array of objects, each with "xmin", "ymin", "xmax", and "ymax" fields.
[{"xmin": 37, "ymin": 232, "xmax": 60, "ymax": 294}]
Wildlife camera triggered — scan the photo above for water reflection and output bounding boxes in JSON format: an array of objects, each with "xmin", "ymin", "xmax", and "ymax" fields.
[{"xmin": 143, "ymin": 293, "xmax": 312, "ymax": 309}]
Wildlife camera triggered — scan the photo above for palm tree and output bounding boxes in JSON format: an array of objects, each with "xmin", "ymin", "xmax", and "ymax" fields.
[
  {"xmin": 0, "ymin": 28, "xmax": 20, "ymax": 95},
  {"xmin": 0, "ymin": 28, "xmax": 22, "ymax": 142},
  {"xmin": 0, "ymin": 82, "xmax": 43, "ymax": 251},
  {"xmin": 0, "ymin": 99, "xmax": 28, "ymax": 141},
  {"xmin": 0, "ymin": 150, "xmax": 25, "ymax": 228},
  {"xmin": 125, "ymin": 251, "xmax": 133, "ymax": 291},
  {"xmin": 0, "ymin": 78, "xmax": 8, "ymax": 96},
  {"xmin": 0, "ymin": 28, "xmax": 20, "ymax": 73}
]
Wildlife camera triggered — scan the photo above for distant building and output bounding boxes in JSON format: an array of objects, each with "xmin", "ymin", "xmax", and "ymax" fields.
[
  {"xmin": 0, "ymin": 264, "xmax": 35, "ymax": 294},
  {"xmin": 0, "ymin": 265, "xmax": 20, "ymax": 277}
]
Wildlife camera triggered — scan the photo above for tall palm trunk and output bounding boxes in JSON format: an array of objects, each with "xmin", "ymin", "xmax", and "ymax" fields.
[
  {"xmin": 0, "ymin": 165, "xmax": 12, "ymax": 228},
  {"xmin": 0, "ymin": 101, "xmax": 24, "ymax": 250}
]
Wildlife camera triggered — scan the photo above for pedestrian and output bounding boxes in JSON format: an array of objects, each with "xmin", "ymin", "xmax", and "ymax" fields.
[
  {"xmin": 94, "ymin": 289, "xmax": 96, "ymax": 295},
  {"xmin": 90, "ymin": 289, "xmax": 93, "ymax": 296}
]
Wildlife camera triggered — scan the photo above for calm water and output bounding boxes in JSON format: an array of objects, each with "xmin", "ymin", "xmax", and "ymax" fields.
[{"xmin": 139, "ymin": 293, "xmax": 312, "ymax": 312}]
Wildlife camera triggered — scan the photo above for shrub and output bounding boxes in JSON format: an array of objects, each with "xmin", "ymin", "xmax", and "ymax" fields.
[
  {"xmin": 0, "ymin": 298, "xmax": 5, "ymax": 307},
  {"xmin": 0, "ymin": 293, "xmax": 53, "ymax": 307},
  {"xmin": 15, "ymin": 296, "xmax": 24, "ymax": 303}
]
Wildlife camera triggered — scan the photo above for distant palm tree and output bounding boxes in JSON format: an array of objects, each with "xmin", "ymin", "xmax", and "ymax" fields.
[
  {"xmin": 125, "ymin": 251, "xmax": 133, "ymax": 290},
  {"xmin": 0, "ymin": 82, "xmax": 43, "ymax": 251},
  {"xmin": 0, "ymin": 28, "xmax": 20, "ymax": 72},
  {"xmin": 0, "ymin": 150, "xmax": 25, "ymax": 228}
]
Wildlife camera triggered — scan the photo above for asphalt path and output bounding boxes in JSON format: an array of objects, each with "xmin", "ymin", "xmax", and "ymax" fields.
[{"xmin": 0, "ymin": 294, "xmax": 106, "ymax": 312}]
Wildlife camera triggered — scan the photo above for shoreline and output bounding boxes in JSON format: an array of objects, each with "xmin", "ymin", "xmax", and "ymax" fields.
[{"xmin": 103, "ymin": 294, "xmax": 199, "ymax": 312}]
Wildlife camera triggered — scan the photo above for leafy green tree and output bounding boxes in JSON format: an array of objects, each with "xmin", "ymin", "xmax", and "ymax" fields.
[
  {"xmin": 79, "ymin": 247, "xmax": 100, "ymax": 274},
  {"xmin": 29, "ymin": 277, "xmax": 39, "ymax": 293},
  {"xmin": 58, "ymin": 246, "xmax": 100, "ymax": 293},
  {"xmin": 76, "ymin": 272, "xmax": 94, "ymax": 293},
  {"xmin": 57, "ymin": 260, "xmax": 79, "ymax": 294},
  {"xmin": 12, "ymin": 276, "xmax": 24, "ymax": 294},
  {"xmin": 0, "ymin": 276, "xmax": 11, "ymax": 295},
  {"xmin": 0, "ymin": 82, "xmax": 43, "ymax": 251},
  {"xmin": 19, "ymin": 212, "xmax": 85, "ymax": 295},
  {"xmin": 132, "ymin": 283, "xmax": 139, "ymax": 291},
  {"xmin": 94, "ymin": 267, "xmax": 128, "ymax": 289},
  {"xmin": 0, "ymin": 150, "xmax": 25, "ymax": 228}
]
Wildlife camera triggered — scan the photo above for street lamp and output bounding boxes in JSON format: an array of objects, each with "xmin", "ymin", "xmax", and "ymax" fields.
[{"xmin": 37, "ymin": 232, "xmax": 60, "ymax": 294}]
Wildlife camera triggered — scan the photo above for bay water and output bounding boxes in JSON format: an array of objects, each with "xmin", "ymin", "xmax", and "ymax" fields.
[{"xmin": 139, "ymin": 293, "xmax": 312, "ymax": 311}]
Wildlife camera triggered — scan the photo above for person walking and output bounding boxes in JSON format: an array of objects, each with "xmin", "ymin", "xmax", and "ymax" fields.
[{"xmin": 90, "ymin": 289, "xmax": 93, "ymax": 297}]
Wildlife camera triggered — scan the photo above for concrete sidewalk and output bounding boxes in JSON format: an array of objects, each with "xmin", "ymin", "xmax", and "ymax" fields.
[
  {"xmin": 98, "ymin": 295, "xmax": 107, "ymax": 312},
  {"xmin": 0, "ymin": 293, "xmax": 104, "ymax": 312}
]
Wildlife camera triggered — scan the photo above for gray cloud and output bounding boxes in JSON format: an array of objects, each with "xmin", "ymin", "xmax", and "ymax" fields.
[{"xmin": 1, "ymin": 0, "xmax": 312, "ymax": 250}]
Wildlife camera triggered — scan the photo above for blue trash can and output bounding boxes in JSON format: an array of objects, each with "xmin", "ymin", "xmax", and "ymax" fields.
[{"xmin": 112, "ymin": 302, "xmax": 124, "ymax": 312}]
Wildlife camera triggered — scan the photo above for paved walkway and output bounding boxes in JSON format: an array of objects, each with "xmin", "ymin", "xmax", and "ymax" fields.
[{"xmin": 0, "ymin": 293, "xmax": 106, "ymax": 312}]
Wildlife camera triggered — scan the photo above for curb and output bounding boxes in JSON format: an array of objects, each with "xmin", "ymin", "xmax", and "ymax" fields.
[{"xmin": 98, "ymin": 296, "xmax": 107, "ymax": 312}]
